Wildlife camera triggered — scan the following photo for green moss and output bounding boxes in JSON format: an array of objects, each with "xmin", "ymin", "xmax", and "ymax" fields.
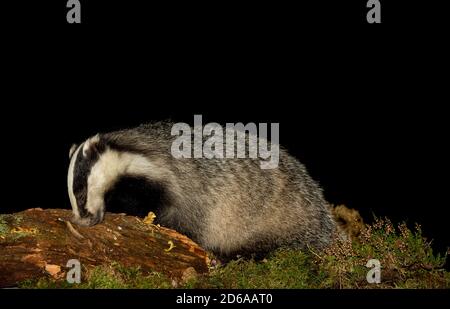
[
  {"xmin": 196, "ymin": 250, "xmax": 315, "ymax": 289},
  {"xmin": 0, "ymin": 214, "xmax": 36, "ymax": 241},
  {"xmin": 0, "ymin": 215, "xmax": 9, "ymax": 236},
  {"xmin": 20, "ymin": 277, "xmax": 75, "ymax": 289},
  {"xmin": 19, "ymin": 263, "xmax": 172, "ymax": 289},
  {"xmin": 0, "ymin": 214, "xmax": 24, "ymax": 238}
]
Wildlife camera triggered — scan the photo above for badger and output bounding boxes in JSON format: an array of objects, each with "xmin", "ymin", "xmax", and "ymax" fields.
[{"xmin": 67, "ymin": 121, "xmax": 336, "ymax": 258}]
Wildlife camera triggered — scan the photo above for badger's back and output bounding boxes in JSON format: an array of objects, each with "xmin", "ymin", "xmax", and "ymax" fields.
[{"xmin": 68, "ymin": 122, "xmax": 336, "ymax": 257}]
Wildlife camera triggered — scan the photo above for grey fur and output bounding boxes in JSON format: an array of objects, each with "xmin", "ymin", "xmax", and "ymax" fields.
[{"xmin": 68, "ymin": 121, "xmax": 336, "ymax": 257}]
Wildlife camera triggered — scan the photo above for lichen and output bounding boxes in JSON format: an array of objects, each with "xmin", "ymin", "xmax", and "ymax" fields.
[
  {"xmin": 0, "ymin": 214, "xmax": 33, "ymax": 240},
  {"xmin": 0, "ymin": 215, "xmax": 9, "ymax": 237}
]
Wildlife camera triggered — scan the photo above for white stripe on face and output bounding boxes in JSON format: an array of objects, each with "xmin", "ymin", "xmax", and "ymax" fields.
[
  {"xmin": 85, "ymin": 149, "xmax": 175, "ymax": 219},
  {"xmin": 67, "ymin": 144, "xmax": 83, "ymax": 218},
  {"xmin": 85, "ymin": 149, "xmax": 133, "ymax": 216}
]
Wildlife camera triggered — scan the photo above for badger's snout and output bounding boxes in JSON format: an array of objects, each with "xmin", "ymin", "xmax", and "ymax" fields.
[{"xmin": 71, "ymin": 210, "xmax": 104, "ymax": 227}]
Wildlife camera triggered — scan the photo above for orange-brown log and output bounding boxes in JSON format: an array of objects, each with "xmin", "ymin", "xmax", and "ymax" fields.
[{"xmin": 0, "ymin": 208, "xmax": 209, "ymax": 288}]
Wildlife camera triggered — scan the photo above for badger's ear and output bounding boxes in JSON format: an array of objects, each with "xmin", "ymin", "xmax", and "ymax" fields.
[
  {"xmin": 82, "ymin": 134, "xmax": 104, "ymax": 158},
  {"xmin": 69, "ymin": 144, "xmax": 78, "ymax": 159}
]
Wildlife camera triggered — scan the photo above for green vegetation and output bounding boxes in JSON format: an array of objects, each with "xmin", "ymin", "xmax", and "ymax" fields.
[
  {"xmin": 20, "ymin": 262, "xmax": 172, "ymax": 289},
  {"xmin": 0, "ymin": 214, "xmax": 28, "ymax": 240},
  {"xmin": 0, "ymin": 215, "xmax": 9, "ymax": 237},
  {"xmin": 18, "ymin": 218, "xmax": 449, "ymax": 289}
]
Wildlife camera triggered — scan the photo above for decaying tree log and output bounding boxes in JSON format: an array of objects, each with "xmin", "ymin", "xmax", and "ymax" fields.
[{"xmin": 0, "ymin": 208, "xmax": 210, "ymax": 288}]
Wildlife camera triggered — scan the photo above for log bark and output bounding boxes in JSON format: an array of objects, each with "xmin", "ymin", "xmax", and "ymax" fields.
[{"xmin": 0, "ymin": 208, "xmax": 209, "ymax": 288}]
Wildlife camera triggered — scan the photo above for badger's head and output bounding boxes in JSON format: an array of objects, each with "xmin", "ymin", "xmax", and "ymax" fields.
[
  {"xmin": 68, "ymin": 133, "xmax": 170, "ymax": 227},
  {"xmin": 67, "ymin": 134, "xmax": 108, "ymax": 226}
]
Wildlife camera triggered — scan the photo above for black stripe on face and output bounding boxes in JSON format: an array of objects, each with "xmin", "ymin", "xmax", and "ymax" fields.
[
  {"xmin": 72, "ymin": 140, "xmax": 106, "ymax": 218},
  {"xmin": 104, "ymin": 175, "xmax": 169, "ymax": 218}
]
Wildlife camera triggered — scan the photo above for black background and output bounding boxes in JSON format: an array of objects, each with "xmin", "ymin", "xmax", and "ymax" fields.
[{"xmin": 2, "ymin": 0, "xmax": 449, "ymax": 277}]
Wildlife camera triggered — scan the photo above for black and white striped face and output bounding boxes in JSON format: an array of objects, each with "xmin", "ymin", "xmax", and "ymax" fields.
[
  {"xmin": 67, "ymin": 134, "xmax": 106, "ymax": 226},
  {"xmin": 67, "ymin": 133, "xmax": 166, "ymax": 227}
]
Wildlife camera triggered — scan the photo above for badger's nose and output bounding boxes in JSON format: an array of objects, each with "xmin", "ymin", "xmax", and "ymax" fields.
[{"xmin": 71, "ymin": 210, "xmax": 104, "ymax": 227}]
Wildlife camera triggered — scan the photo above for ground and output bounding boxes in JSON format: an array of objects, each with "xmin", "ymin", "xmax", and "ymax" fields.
[{"xmin": 17, "ymin": 217, "xmax": 450, "ymax": 289}]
